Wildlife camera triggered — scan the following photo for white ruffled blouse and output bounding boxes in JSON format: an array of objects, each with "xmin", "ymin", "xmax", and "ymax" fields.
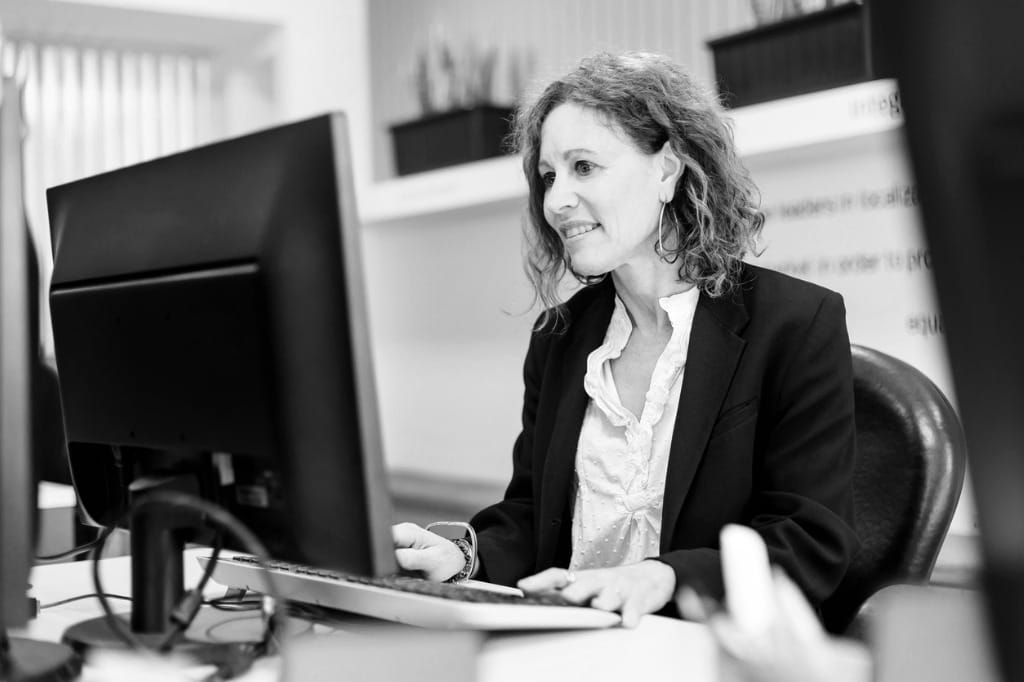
[{"xmin": 568, "ymin": 287, "xmax": 700, "ymax": 571}]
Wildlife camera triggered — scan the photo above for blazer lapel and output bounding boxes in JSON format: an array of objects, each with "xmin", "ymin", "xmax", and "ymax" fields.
[
  {"xmin": 536, "ymin": 281, "xmax": 615, "ymax": 567},
  {"xmin": 660, "ymin": 289, "xmax": 749, "ymax": 551}
]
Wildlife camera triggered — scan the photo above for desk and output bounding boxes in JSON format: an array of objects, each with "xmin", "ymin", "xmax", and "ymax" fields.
[{"xmin": 18, "ymin": 550, "xmax": 725, "ymax": 682}]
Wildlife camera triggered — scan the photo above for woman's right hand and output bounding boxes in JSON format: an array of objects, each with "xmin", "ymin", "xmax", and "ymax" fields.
[{"xmin": 391, "ymin": 522, "xmax": 467, "ymax": 582}]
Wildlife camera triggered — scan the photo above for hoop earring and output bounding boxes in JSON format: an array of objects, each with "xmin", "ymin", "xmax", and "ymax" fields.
[
  {"xmin": 657, "ymin": 201, "xmax": 667, "ymax": 257},
  {"xmin": 657, "ymin": 201, "xmax": 682, "ymax": 265}
]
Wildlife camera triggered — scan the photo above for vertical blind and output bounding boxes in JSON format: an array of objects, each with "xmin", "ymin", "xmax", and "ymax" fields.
[{"xmin": 2, "ymin": 38, "xmax": 216, "ymax": 356}]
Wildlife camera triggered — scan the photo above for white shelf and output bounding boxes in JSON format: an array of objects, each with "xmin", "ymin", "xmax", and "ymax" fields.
[
  {"xmin": 729, "ymin": 79, "xmax": 903, "ymax": 157},
  {"xmin": 359, "ymin": 154, "xmax": 527, "ymax": 224},
  {"xmin": 0, "ymin": 0, "xmax": 276, "ymax": 53},
  {"xmin": 358, "ymin": 79, "xmax": 903, "ymax": 225}
]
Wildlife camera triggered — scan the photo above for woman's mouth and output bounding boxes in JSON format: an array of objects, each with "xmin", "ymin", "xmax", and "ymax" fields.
[{"xmin": 561, "ymin": 222, "xmax": 600, "ymax": 240}]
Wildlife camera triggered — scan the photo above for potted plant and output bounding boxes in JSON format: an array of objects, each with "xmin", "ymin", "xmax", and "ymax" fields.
[
  {"xmin": 707, "ymin": 0, "xmax": 892, "ymax": 108},
  {"xmin": 389, "ymin": 34, "xmax": 530, "ymax": 176}
]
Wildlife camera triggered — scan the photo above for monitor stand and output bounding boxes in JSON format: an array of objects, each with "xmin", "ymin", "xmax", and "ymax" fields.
[
  {"xmin": 60, "ymin": 474, "xmax": 253, "ymax": 667},
  {"xmin": 0, "ymin": 631, "xmax": 80, "ymax": 682}
]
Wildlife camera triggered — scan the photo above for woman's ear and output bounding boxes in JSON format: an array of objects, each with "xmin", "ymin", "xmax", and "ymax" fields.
[{"xmin": 657, "ymin": 141, "xmax": 684, "ymax": 202}]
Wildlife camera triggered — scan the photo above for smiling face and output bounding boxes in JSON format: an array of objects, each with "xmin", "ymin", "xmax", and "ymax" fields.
[{"xmin": 538, "ymin": 102, "xmax": 667, "ymax": 278}]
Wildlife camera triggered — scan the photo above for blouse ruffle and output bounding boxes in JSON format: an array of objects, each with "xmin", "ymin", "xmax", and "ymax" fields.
[{"xmin": 570, "ymin": 287, "xmax": 700, "ymax": 571}]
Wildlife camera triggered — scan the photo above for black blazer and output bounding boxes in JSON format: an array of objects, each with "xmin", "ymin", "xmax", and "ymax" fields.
[{"xmin": 471, "ymin": 264, "xmax": 860, "ymax": 606}]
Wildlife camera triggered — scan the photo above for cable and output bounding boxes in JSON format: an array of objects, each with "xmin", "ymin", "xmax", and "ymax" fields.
[
  {"xmin": 206, "ymin": 589, "xmax": 262, "ymax": 613},
  {"xmin": 156, "ymin": 533, "xmax": 224, "ymax": 653},
  {"xmin": 39, "ymin": 593, "xmax": 131, "ymax": 610},
  {"xmin": 35, "ymin": 532, "xmax": 104, "ymax": 564},
  {"xmin": 89, "ymin": 490, "xmax": 285, "ymax": 676}
]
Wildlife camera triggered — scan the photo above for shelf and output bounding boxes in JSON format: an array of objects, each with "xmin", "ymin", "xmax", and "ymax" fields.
[
  {"xmin": 359, "ymin": 154, "xmax": 527, "ymax": 224},
  {"xmin": 0, "ymin": 0, "xmax": 277, "ymax": 53},
  {"xmin": 358, "ymin": 79, "xmax": 903, "ymax": 224},
  {"xmin": 728, "ymin": 78, "xmax": 903, "ymax": 157}
]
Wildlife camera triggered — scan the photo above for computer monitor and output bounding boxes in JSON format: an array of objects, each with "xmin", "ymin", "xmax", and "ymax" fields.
[
  {"xmin": 871, "ymin": 1, "xmax": 1024, "ymax": 680},
  {"xmin": 0, "ymin": 71, "xmax": 79, "ymax": 680},
  {"xmin": 46, "ymin": 113, "xmax": 396, "ymax": 646}
]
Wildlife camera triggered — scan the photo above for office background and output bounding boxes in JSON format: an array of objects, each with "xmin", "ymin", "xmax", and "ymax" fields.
[{"xmin": 0, "ymin": 0, "xmax": 973, "ymax": 576}]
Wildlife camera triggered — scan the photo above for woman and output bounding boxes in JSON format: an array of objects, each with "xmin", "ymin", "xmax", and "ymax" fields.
[{"xmin": 392, "ymin": 51, "xmax": 859, "ymax": 627}]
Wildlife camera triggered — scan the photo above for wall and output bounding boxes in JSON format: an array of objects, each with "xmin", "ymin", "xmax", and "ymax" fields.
[
  {"xmin": 8, "ymin": 3, "xmax": 976, "ymax": 566},
  {"xmin": 746, "ymin": 126, "xmax": 974, "ymax": 538},
  {"xmin": 41, "ymin": 0, "xmax": 374, "ymax": 189},
  {"xmin": 367, "ymin": 0, "xmax": 755, "ymax": 180},
  {"xmin": 362, "ymin": 199, "xmax": 534, "ymax": 483},
  {"xmin": 362, "ymin": 0, "xmax": 761, "ymax": 488}
]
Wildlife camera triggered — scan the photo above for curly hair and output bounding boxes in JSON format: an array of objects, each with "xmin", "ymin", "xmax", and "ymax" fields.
[{"xmin": 511, "ymin": 51, "xmax": 764, "ymax": 326}]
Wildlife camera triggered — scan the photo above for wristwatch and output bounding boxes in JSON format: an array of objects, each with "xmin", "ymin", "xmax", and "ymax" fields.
[{"xmin": 426, "ymin": 521, "xmax": 477, "ymax": 583}]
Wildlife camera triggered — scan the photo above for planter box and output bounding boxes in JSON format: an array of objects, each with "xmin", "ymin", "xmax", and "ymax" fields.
[
  {"xmin": 708, "ymin": 2, "xmax": 891, "ymax": 108},
  {"xmin": 389, "ymin": 105, "xmax": 514, "ymax": 176}
]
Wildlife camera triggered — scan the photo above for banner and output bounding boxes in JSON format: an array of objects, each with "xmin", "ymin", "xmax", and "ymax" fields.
[{"xmin": 745, "ymin": 120, "xmax": 972, "ymax": 535}]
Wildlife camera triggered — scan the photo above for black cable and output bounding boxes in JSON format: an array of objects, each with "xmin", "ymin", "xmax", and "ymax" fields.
[
  {"xmin": 206, "ymin": 599, "xmax": 262, "ymax": 613},
  {"xmin": 206, "ymin": 589, "xmax": 262, "ymax": 612},
  {"xmin": 139, "ymin": 492, "xmax": 285, "ymax": 653},
  {"xmin": 156, "ymin": 533, "xmax": 224, "ymax": 653},
  {"xmin": 39, "ymin": 593, "xmax": 132, "ymax": 610},
  {"xmin": 89, "ymin": 490, "xmax": 285, "ymax": 670},
  {"xmin": 35, "ymin": 531, "xmax": 104, "ymax": 564}
]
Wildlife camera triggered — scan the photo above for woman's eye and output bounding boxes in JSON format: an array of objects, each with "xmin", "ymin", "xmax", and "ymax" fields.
[
  {"xmin": 541, "ymin": 172, "xmax": 555, "ymax": 188},
  {"xmin": 574, "ymin": 160, "xmax": 594, "ymax": 175}
]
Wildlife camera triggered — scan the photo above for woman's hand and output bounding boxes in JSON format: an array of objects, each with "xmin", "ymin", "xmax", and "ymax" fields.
[
  {"xmin": 391, "ymin": 522, "xmax": 466, "ymax": 582},
  {"xmin": 517, "ymin": 560, "xmax": 676, "ymax": 628}
]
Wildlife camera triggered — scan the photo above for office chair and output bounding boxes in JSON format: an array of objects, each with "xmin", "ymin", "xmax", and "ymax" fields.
[{"xmin": 820, "ymin": 344, "xmax": 967, "ymax": 635}]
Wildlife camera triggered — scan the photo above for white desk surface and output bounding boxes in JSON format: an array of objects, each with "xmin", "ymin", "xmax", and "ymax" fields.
[{"xmin": 18, "ymin": 549, "xmax": 722, "ymax": 682}]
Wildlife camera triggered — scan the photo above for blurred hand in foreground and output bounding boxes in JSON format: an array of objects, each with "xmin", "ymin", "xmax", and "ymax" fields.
[{"xmin": 677, "ymin": 569, "xmax": 871, "ymax": 682}]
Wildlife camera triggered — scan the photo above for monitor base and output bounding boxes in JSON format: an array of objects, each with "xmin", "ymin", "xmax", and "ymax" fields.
[
  {"xmin": 2, "ymin": 637, "xmax": 81, "ymax": 682},
  {"xmin": 61, "ymin": 611, "xmax": 259, "ymax": 668}
]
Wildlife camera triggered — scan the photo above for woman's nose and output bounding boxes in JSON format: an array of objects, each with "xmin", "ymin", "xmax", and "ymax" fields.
[{"xmin": 544, "ymin": 176, "xmax": 578, "ymax": 215}]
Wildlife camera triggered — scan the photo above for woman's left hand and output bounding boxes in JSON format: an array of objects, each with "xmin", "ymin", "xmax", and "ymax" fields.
[{"xmin": 517, "ymin": 560, "xmax": 676, "ymax": 628}]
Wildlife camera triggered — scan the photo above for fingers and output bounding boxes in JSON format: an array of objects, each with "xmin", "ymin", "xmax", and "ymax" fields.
[
  {"xmin": 518, "ymin": 568, "xmax": 647, "ymax": 628},
  {"xmin": 520, "ymin": 563, "xmax": 674, "ymax": 628},
  {"xmin": 394, "ymin": 546, "xmax": 434, "ymax": 573},
  {"xmin": 620, "ymin": 598, "xmax": 645, "ymax": 629},
  {"xmin": 707, "ymin": 612, "xmax": 759, "ymax": 661},
  {"xmin": 517, "ymin": 567, "xmax": 573, "ymax": 593},
  {"xmin": 392, "ymin": 523, "xmax": 466, "ymax": 582},
  {"xmin": 771, "ymin": 568, "xmax": 825, "ymax": 645},
  {"xmin": 518, "ymin": 568, "xmax": 606, "ymax": 607},
  {"xmin": 676, "ymin": 586, "xmax": 715, "ymax": 623},
  {"xmin": 571, "ymin": 579, "xmax": 639, "ymax": 627},
  {"xmin": 590, "ymin": 585, "xmax": 630, "ymax": 626},
  {"xmin": 394, "ymin": 542, "xmax": 465, "ymax": 582},
  {"xmin": 391, "ymin": 522, "xmax": 429, "ymax": 548}
]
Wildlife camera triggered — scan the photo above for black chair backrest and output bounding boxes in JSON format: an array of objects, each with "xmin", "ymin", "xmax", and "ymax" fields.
[{"xmin": 821, "ymin": 344, "xmax": 967, "ymax": 633}]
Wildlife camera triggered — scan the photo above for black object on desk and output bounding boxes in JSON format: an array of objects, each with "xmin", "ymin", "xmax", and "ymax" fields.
[
  {"xmin": 0, "ymin": 70, "xmax": 81, "ymax": 680},
  {"xmin": 46, "ymin": 112, "xmax": 395, "ymax": 656},
  {"xmin": 875, "ymin": 1, "xmax": 1024, "ymax": 680}
]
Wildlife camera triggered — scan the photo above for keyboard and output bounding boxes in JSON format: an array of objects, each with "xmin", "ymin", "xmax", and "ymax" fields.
[{"xmin": 199, "ymin": 554, "xmax": 621, "ymax": 631}]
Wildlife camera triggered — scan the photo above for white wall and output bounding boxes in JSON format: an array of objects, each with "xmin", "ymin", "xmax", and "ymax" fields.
[
  {"xmin": 49, "ymin": 0, "xmax": 374, "ymax": 191},
  {"xmin": 362, "ymin": 199, "xmax": 534, "ymax": 481},
  {"xmin": 367, "ymin": 0, "xmax": 755, "ymax": 181}
]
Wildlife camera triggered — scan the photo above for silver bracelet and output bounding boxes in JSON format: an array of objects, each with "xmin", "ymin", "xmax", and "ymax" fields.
[
  {"xmin": 448, "ymin": 537, "xmax": 473, "ymax": 583},
  {"xmin": 426, "ymin": 521, "xmax": 478, "ymax": 583}
]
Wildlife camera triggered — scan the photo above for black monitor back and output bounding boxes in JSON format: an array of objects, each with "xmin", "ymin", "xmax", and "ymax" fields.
[
  {"xmin": 872, "ymin": 1, "xmax": 1024, "ymax": 680},
  {"xmin": 47, "ymin": 113, "xmax": 395, "ymax": 577}
]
